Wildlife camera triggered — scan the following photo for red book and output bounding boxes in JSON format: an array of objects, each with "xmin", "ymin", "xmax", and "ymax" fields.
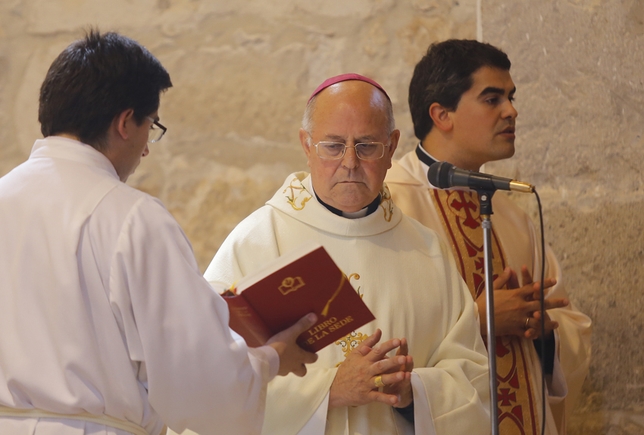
[{"xmin": 222, "ymin": 242, "xmax": 375, "ymax": 352}]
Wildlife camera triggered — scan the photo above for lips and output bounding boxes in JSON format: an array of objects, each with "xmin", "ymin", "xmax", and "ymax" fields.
[
  {"xmin": 498, "ymin": 126, "xmax": 515, "ymax": 139},
  {"xmin": 500, "ymin": 126, "xmax": 515, "ymax": 134}
]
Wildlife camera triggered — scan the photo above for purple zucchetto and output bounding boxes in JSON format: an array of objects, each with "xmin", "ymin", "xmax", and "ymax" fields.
[{"xmin": 307, "ymin": 73, "xmax": 390, "ymax": 103}]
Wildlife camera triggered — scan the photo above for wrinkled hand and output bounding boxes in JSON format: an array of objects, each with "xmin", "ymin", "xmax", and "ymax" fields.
[
  {"xmin": 476, "ymin": 266, "xmax": 568, "ymax": 339},
  {"xmin": 385, "ymin": 338, "xmax": 414, "ymax": 409},
  {"xmin": 267, "ymin": 313, "xmax": 319, "ymax": 377},
  {"xmin": 329, "ymin": 329, "xmax": 412, "ymax": 408}
]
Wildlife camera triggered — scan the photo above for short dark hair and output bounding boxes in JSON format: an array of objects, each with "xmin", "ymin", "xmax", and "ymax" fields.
[
  {"xmin": 38, "ymin": 30, "xmax": 172, "ymax": 149},
  {"xmin": 408, "ymin": 39, "xmax": 511, "ymax": 141}
]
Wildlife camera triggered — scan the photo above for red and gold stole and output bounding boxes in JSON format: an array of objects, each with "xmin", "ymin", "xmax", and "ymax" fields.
[{"xmin": 431, "ymin": 189, "xmax": 539, "ymax": 435}]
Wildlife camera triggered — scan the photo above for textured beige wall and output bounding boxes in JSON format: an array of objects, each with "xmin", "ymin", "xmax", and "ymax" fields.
[
  {"xmin": 482, "ymin": 0, "xmax": 644, "ymax": 433},
  {"xmin": 1, "ymin": 0, "xmax": 641, "ymax": 432},
  {"xmin": 0, "ymin": 0, "xmax": 477, "ymax": 271}
]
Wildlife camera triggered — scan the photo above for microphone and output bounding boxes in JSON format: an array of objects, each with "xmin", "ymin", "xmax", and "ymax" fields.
[{"xmin": 428, "ymin": 161, "xmax": 534, "ymax": 193}]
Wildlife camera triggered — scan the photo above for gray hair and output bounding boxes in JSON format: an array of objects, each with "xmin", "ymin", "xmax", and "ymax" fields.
[{"xmin": 301, "ymin": 92, "xmax": 396, "ymax": 141}]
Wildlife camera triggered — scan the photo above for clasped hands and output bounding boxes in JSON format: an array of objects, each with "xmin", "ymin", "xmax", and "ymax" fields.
[
  {"xmin": 476, "ymin": 265, "xmax": 569, "ymax": 339},
  {"xmin": 329, "ymin": 329, "xmax": 413, "ymax": 409}
]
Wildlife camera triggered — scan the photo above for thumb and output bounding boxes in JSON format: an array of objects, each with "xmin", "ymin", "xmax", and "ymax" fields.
[
  {"xmin": 287, "ymin": 312, "xmax": 318, "ymax": 337},
  {"xmin": 267, "ymin": 313, "xmax": 317, "ymax": 345}
]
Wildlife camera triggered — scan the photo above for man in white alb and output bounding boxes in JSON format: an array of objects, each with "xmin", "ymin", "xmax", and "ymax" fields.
[
  {"xmin": 203, "ymin": 74, "xmax": 491, "ymax": 435},
  {"xmin": 0, "ymin": 30, "xmax": 317, "ymax": 435}
]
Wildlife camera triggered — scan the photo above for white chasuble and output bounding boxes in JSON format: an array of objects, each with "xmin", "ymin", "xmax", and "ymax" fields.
[
  {"xmin": 205, "ymin": 172, "xmax": 491, "ymax": 435},
  {"xmin": 386, "ymin": 150, "xmax": 592, "ymax": 435}
]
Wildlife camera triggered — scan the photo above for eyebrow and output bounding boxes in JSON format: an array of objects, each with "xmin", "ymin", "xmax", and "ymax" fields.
[
  {"xmin": 323, "ymin": 134, "xmax": 382, "ymax": 143},
  {"xmin": 479, "ymin": 86, "xmax": 516, "ymax": 98}
]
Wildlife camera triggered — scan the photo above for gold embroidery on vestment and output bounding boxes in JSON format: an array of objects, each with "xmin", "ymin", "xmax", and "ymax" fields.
[
  {"xmin": 334, "ymin": 272, "xmax": 367, "ymax": 359},
  {"xmin": 430, "ymin": 189, "xmax": 539, "ymax": 435},
  {"xmin": 283, "ymin": 177, "xmax": 312, "ymax": 210},
  {"xmin": 379, "ymin": 185, "xmax": 394, "ymax": 222},
  {"xmin": 335, "ymin": 331, "xmax": 369, "ymax": 362}
]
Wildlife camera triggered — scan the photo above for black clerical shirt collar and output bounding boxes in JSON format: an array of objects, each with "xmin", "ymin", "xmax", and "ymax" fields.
[
  {"xmin": 415, "ymin": 143, "xmax": 438, "ymax": 167},
  {"xmin": 314, "ymin": 189, "xmax": 381, "ymax": 219},
  {"xmin": 415, "ymin": 143, "xmax": 445, "ymax": 188}
]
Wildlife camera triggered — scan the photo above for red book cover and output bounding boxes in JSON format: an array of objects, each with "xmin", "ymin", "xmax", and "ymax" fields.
[{"xmin": 222, "ymin": 242, "xmax": 375, "ymax": 352}]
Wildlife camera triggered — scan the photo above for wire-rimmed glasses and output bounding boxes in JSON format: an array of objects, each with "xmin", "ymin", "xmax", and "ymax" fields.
[{"xmin": 313, "ymin": 141, "xmax": 390, "ymax": 161}]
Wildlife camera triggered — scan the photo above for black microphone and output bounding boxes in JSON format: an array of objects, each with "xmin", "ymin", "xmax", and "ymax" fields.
[{"xmin": 428, "ymin": 161, "xmax": 534, "ymax": 193}]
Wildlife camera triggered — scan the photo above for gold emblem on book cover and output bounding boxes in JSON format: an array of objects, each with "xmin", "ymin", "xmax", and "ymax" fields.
[{"xmin": 278, "ymin": 276, "xmax": 305, "ymax": 295}]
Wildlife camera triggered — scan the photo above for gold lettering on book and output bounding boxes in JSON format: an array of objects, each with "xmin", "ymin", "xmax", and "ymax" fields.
[
  {"xmin": 278, "ymin": 276, "xmax": 305, "ymax": 295},
  {"xmin": 305, "ymin": 316, "xmax": 355, "ymax": 346}
]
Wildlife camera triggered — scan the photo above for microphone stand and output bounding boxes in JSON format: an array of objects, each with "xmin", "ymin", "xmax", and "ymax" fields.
[{"xmin": 477, "ymin": 188, "xmax": 499, "ymax": 435}]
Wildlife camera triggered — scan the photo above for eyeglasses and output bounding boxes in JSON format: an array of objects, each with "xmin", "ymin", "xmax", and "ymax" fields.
[
  {"xmin": 146, "ymin": 116, "xmax": 167, "ymax": 143},
  {"xmin": 313, "ymin": 141, "xmax": 390, "ymax": 161}
]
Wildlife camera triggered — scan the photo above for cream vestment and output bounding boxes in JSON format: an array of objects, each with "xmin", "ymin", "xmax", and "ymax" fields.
[{"xmin": 204, "ymin": 172, "xmax": 491, "ymax": 435}]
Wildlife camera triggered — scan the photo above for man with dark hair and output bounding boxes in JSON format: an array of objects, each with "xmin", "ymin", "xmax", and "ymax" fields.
[
  {"xmin": 204, "ymin": 74, "xmax": 490, "ymax": 435},
  {"xmin": 0, "ymin": 30, "xmax": 317, "ymax": 435},
  {"xmin": 386, "ymin": 39, "xmax": 592, "ymax": 434}
]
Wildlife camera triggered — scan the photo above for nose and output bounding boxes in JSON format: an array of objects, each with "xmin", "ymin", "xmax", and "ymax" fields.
[
  {"xmin": 142, "ymin": 144, "xmax": 150, "ymax": 157},
  {"xmin": 341, "ymin": 144, "xmax": 359, "ymax": 169},
  {"xmin": 504, "ymin": 100, "xmax": 518, "ymax": 120}
]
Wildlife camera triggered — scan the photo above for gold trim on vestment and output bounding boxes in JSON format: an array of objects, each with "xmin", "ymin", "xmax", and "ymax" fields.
[
  {"xmin": 379, "ymin": 185, "xmax": 394, "ymax": 222},
  {"xmin": 430, "ymin": 189, "xmax": 539, "ymax": 435},
  {"xmin": 283, "ymin": 177, "xmax": 312, "ymax": 210}
]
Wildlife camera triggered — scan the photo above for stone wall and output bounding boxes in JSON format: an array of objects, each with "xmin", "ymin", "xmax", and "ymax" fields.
[
  {"xmin": 1, "ymin": 0, "xmax": 641, "ymax": 433},
  {"xmin": 482, "ymin": 1, "xmax": 644, "ymax": 433}
]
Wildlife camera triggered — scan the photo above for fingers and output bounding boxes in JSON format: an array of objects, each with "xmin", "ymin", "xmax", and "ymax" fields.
[
  {"xmin": 403, "ymin": 354, "xmax": 414, "ymax": 372},
  {"xmin": 526, "ymin": 294, "xmax": 567, "ymax": 311},
  {"xmin": 395, "ymin": 338, "xmax": 412, "ymax": 371},
  {"xmin": 524, "ymin": 312, "xmax": 559, "ymax": 339},
  {"xmin": 355, "ymin": 329, "xmax": 383, "ymax": 356},
  {"xmin": 367, "ymin": 390, "xmax": 404, "ymax": 406},
  {"xmin": 364, "ymin": 337, "xmax": 403, "ymax": 363},
  {"xmin": 492, "ymin": 267, "xmax": 513, "ymax": 290},
  {"xmin": 328, "ymin": 338, "xmax": 409, "ymax": 408},
  {"xmin": 370, "ymin": 371, "xmax": 412, "ymax": 406},
  {"xmin": 543, "ymin": 297, "xmax": 569, "ymax": 310},
  {"xmin": 291, "ymin": 363, "xmax": 308, "ymax": 377},
  {"xmin": 264, "ymin": 312, "xmax": 316, "ymax": 346},
  {"xmin": 395, "ymin": 337, "xmax": 408, "ymax": 357},
  {"xmin": 531, "ymin": 278, "xmax": 557, "ymax": 296},
  {"xmin": 371, "ymin": 354, "xmax": 411, "ymax": 378},
  {"xmin": 520, "ymin": 265, "xmax": 533, "ymax": 286},
  {"xmin": 267, "ymin": 313, "xmax": 319, "ymax": 377},
  {"xmin": 507, "ymin": 268, "xmax": 520, "ymax": 289},
  {"xmin": 533, "ymin": 310, "xmax": 560, "ymax": 329},
  {"xmin": 375, "ymin": 370, "xmax": 409, "ymax": 388}
]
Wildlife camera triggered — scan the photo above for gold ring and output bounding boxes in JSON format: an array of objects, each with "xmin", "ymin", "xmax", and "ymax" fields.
[
  {"xmin": 524, "ymin": 317, "xmax": 530, "ymax": 330},
  {"xmin": 374, "ymin": 375, "xmax": 385, "ymax": 388}
]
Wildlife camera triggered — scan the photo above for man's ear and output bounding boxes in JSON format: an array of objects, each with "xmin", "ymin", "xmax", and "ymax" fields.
[
  {"xmin": 112, "ymin": 109, "xmax": 135, "ymax": 140},
  {"xmin": 385, "ymin": 129, "xmax": 401, "ymax": 168},
  {"xmin": 428, "ymin": 102, "xmax": 453, "ymax": 133},
  {"xmin": 299, "ymin": 128, "xmax": 312, "ymax": 164}
]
